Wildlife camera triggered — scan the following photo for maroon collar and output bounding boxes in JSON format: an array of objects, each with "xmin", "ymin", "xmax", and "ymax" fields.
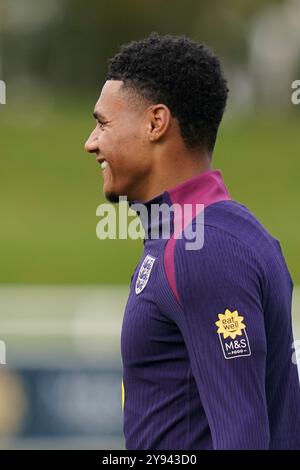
[{"xmin": 167, "ymin": 169, "xmax": 230, "ymax": 208}]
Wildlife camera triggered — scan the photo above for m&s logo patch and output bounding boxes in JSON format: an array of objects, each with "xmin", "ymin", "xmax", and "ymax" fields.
[{"xmin": 215, "ymin": 309, "xmax": 251, "ymax": 359}]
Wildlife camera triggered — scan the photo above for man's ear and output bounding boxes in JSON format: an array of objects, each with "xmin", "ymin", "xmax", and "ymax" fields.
[{"xmin": 146, "ymin": 104, "xmax": 172, "ymax": 142}]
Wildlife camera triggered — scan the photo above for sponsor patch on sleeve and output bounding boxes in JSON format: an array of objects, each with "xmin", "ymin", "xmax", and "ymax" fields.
[{"xmin": 215, "ymin": 309, "xmax": 251, "ymax": 359}]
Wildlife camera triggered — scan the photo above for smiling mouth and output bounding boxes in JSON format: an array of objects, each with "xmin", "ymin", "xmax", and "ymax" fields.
[
  {"xmin": 96, "ymin": 157, "xmax": 109, "ymax": 170},
  {"xmin": 101, "ymin": 160, "xmax": 108, "ymax": 170}
]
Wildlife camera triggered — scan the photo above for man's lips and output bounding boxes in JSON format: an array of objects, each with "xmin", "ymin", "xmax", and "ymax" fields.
[{"xmin": 96, "ymin": 156, "xmax": 109, "ymax": 170}]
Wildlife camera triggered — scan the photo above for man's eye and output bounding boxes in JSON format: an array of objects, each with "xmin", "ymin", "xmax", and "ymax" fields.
[{"xmin": 97, "ymin": 121, "xmax": 106, "ymax": 129}]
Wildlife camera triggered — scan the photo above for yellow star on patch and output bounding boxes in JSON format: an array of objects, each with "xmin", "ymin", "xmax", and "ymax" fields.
[{"xmin": 215, "ymin": 309, "xmax": 246, "ymax": 339}]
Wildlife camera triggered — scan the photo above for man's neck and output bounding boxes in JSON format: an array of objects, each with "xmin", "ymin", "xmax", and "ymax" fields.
[{"xmin": 136, "ymin": 152, "xmax": 212, "ymax": 203}]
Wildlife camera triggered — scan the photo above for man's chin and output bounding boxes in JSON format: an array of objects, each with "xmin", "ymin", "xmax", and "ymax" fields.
[
  {"xmin": 104, "ymin": 190, "xmax": 120, "ymax": 203},
  {"xmin": 103, "ymin": 185, "xmax": 133, "ymax": 204}
]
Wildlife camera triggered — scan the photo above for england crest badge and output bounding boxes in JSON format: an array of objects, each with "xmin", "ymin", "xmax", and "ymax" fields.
[{"xmin": 135, "ymin": 255, "xmax": 156, "ymax": 295}]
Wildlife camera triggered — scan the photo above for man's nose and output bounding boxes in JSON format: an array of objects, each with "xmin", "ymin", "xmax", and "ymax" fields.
[{"xmin": 85, "ymin": 128, "xmax": 98, "ymax": 154}]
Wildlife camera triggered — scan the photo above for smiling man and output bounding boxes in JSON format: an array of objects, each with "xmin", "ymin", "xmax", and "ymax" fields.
[{"xmin": 85, "ymin": 33, "xmax": 300, "ymax": 450}]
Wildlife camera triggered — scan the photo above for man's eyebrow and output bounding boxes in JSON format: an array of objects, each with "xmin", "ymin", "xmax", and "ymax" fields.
[{"xmin": 93, "ymin": 110, "xmax": 107, "ymax": 121}]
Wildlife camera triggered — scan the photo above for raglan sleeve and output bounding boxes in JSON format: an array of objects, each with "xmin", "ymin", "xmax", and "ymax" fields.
[{"xmin": 171, "ymin": 225, "xmax": 270, "ymax": 449}]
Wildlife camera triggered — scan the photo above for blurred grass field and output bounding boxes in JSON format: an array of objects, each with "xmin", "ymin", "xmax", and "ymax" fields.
[{"xmin": 0, "ymin": 99, "xmax": 299, "ymax": 284}]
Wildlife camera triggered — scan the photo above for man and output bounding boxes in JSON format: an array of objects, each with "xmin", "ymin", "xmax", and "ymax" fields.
[{"xmin": 85, "ymin": 33, "xmax": 300, "ymax": 449}]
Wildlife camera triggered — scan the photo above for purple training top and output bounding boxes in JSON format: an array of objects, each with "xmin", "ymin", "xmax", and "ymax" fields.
[{"xmin": 121, "ymin": 169, "xmax": 300, "ymax": 449}]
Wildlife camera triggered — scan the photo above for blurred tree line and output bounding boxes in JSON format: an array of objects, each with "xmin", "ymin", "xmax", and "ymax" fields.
[{"xmin": 1, "ymin": 0, "xmax": 284, "ymax": 95}]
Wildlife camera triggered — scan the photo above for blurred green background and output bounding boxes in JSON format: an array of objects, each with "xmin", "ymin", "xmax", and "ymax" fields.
[
  {"xmin": 1, "ymin": 111, "xmax": 299, "ymax": 283},
  {"xmin": 0, "ymin": 0, "xmax": 299, "ymax": 284}
]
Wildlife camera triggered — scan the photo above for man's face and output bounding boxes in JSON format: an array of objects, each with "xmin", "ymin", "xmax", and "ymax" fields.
[{"xmin": 85, "ymin": 80, "xmax": 151, "ymax": 202}]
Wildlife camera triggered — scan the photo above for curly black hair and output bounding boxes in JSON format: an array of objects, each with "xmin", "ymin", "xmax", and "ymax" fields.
[{"xmin": 106, "ymin": 32, "xmax": 228, "ymax": 152}]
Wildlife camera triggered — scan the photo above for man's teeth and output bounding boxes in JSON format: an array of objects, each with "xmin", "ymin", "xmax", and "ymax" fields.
[{"xmin": 101, "ymin": 160, "xmax": 108, "ymax": 170}]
